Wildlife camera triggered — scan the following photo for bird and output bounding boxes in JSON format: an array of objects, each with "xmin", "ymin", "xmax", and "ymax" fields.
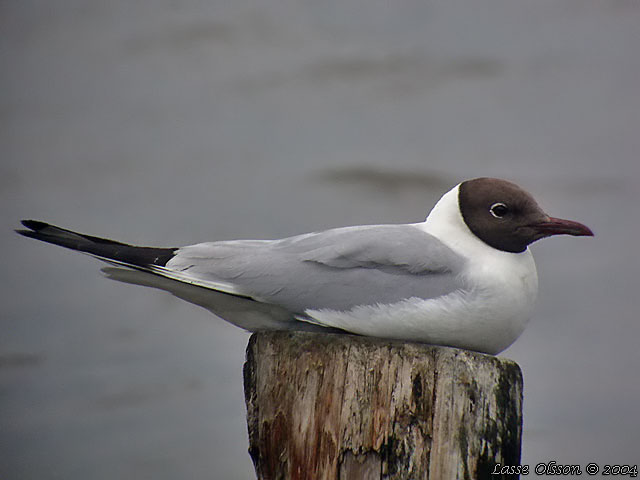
[{"xmin": 17, "ymin": 177, "xmax": 593, "ymax": 354}]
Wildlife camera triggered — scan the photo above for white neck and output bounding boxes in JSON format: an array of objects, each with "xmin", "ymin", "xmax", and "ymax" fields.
[
  {"xmin": 414, "ymin": 185, "xmax": 480, "ymax": 256},
  {"xmin": 414, "ymin": 183, "xmax": 533, "ymax": 264}
]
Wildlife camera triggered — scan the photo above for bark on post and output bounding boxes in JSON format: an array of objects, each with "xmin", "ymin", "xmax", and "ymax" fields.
[{"xmin": 244, "ymin": 331, "xmax": 523, "ymax": 480}]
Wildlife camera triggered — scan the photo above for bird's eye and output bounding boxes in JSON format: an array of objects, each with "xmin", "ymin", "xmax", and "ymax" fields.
[{"xmin": 490, "ymin": 203, "xmax": 509, "ymax": 218}]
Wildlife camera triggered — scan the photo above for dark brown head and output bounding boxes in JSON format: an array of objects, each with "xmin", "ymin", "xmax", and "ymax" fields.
[{"xmin": 458, "ymin": 177, "xmax": 593, "ymax": 253}]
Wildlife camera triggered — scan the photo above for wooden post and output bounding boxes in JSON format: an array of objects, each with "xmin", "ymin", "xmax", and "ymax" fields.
[{"xmin": 244, "ymin": 331, "xmax": 523, "ymax": 480}]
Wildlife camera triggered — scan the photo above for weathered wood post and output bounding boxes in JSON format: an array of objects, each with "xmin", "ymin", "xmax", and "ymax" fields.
[{"xmin": 244, "ymin": 331, "xmax": 523, "ymax": 480}]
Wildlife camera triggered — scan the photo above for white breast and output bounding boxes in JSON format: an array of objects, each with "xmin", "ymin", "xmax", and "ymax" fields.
[
  {"xmin": 416, "ymin": 183, "xmax": 538, "ymax": 353},
  {"xmin": 305, "ymin": 184, "xmax": 539, "ymax": 354}
]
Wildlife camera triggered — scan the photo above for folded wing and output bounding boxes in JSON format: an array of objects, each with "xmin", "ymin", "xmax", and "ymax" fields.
[
  {"xmin": 18, "ymin": 220, "xmax": 467, "ymax": 329},
  {"xmin": 166, "ymin": 224, "xmax": 466, "ymax": 315}
]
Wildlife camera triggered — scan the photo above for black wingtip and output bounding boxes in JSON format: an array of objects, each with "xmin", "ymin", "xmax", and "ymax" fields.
[
  {"xmin": 16, "ymin": 219, "xmax": 177, "ymax": 268},
  {"xmin": 15, "ymin": 228, "xmax": 37, "ymax": 238},
  {"xmin": 16, "ymin": 220, "xmax": 50, "ymax": 239},
  {"xmin": 21, "ymin": 219, "xmax": 49, "ymax": 231}
]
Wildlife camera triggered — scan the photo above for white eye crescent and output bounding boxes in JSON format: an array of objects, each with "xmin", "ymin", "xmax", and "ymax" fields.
[{"xmin": 490, "ymin": 202, "xmax": 509, "ymax": 218}]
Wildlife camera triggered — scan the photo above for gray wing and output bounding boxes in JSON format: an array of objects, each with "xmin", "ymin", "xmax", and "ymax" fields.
[{"xmin": 165, "ymin": 224, "xmax": 466, "ymax": 314}]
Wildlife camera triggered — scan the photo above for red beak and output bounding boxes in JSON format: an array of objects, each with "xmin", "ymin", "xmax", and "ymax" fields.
[{"xmin": 532, "ymin": 217, "xmax": 594, "ymax": 237}]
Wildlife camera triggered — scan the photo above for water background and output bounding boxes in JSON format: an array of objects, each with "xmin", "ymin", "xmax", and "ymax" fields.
[{"xmin": 2, "ymin": 1, "xmax": 639, "ymax": 478}]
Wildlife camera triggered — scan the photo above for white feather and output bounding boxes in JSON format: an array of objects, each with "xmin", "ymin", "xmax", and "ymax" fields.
[{"xmin": 303, "ymin": 184, "xmax": 538, "ymax": 354}]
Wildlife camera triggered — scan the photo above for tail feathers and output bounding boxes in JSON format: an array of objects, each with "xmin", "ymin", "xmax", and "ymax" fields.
[{"xmin": 17, "ymin": 220, "xmax": 177, "ymax": 268}]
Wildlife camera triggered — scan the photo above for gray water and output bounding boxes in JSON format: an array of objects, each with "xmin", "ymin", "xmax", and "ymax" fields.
[{"xmin": 2, "ymin": 1, "xmax": 639, "ymax": 478}]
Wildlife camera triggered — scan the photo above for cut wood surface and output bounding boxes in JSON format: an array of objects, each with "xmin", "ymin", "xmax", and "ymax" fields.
[{"xmin": 244, "ymin": 331, "xmax": 523, "ymax": 480}]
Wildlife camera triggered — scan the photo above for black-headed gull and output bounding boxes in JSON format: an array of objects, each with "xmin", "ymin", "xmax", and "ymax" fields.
[{"xmin": 17, "ymin": 177, "xmax": 593, "ymax": 354}]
